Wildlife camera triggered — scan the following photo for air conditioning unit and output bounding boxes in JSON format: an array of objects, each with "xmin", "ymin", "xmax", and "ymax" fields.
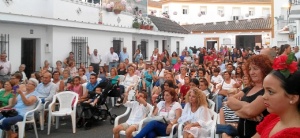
[
  {"xmin": 239, "ymin": 16, "xmax": 244, "ymax": 19},
  {"xmin": 266, "ymin": 14, "xmax": 271, "ymax": 17},
  {"xmin": 233, "ymin": 16, "xmax": 239, "ymax": 20}
]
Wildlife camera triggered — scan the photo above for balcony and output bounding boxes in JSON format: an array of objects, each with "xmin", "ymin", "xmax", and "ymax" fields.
[{"xmin": 289, "ymin": 0, "xmax": 300, "ymax": 19}]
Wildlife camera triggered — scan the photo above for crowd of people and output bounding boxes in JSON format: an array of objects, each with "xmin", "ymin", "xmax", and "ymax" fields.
[{"xmin": 0, "ymin": 44, "xmax": 299, "ymax": 138}]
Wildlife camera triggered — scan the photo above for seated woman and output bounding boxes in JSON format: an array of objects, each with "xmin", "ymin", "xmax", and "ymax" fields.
[
  {"xmin": 117, "ymin": 62, "xmax": 127, "ymax": 76},
  {"xmin": 0, "ymin": 81, "xmax": 16, "ymax": 109},
  {"xmin": 178, "ymin": 88, "xmax": 213, "ymax": 138},
  {"xmin": 121, "ymin": 65, "xmax": 139, "ymax": 93},
  {"xmin": 0, "ymin": 78, "xmax": 38, "ymax": 138},
  {"xmin": 134, "ymin": 89, "xmax": 182, "ymax": 138},
  {"xmin": 216, "ymin": 88, "xmax": 239, "ymax": 138},
  {"xmin": 226, "ymin": 55, "xmax": 273, "ymax": 138},
  {"xmin": 253, "ymin": 55, "xmax": 300, "ymax": 137},
  {"xmin": 141, "ymin": 65, "xmax": 156, "ymax": 90}
]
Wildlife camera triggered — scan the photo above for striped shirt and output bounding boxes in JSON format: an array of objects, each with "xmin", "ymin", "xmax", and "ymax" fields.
[{"xmin": 223, "ymin": 105, "xmax": 239, "ymax": 123}]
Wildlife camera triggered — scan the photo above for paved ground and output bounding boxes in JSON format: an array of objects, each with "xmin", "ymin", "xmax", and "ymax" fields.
[{"xmin": 26, "ymin": 105, "xmax": 128, "ymax": 138}]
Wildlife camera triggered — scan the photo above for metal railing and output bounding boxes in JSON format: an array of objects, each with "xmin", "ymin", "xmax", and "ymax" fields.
[
  {"xmin": 0, "ymin": 34, "xmax": 9, "ymax": 60},
  {"xmin": 71, "ymin": 36, "xmax": 88, "ymax": 68}
]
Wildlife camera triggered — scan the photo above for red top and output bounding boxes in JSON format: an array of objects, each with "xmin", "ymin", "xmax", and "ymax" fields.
[
  {"xmin": 257, "ymin": 114, "xmax": 300, "ymax": 138},
  {"xmin": 180, "ymin": 84, "xmax": 190, "ymax": 103}
]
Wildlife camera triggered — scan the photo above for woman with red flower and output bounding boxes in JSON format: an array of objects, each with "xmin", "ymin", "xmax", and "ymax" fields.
[{"xmin": 253, "ymin": 54, "xmax": 300, "ymax": 138}]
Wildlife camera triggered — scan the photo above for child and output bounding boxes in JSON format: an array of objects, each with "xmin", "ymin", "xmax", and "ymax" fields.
[
  {"xmin": 68, "ymin": 76, "xmax": 84, "ymax": 103},
  {"xmin": 84, "ymin": 87, "xmax": 102, "ymax": 106},
  {"xmin": 211, "ymin": 68, "xmax": 223, "ymax": 87},
  {"xmin": 113, "ymin": 90, "xmax": 151, "ymax": 138}
]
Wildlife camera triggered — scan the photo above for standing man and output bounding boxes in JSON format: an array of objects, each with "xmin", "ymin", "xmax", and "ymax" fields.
[
  {"xmin": 119, "ymin": 47, "xmax": 129, "ymax": 63},
  {"xmin": 104, "ymin": 47, "xmax": 119, "ymax": 71},
  {"xmin": 87, "ymin": 46, "xmax": 101, "ymax": 75},
  {"xmin": 0, "ymin": 53, "xmax": 11, "ymax": 82}
]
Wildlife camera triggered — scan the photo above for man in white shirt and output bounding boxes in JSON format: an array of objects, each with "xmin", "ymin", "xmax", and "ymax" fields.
[
  {"xmin": 104, "ymin": 47, "xmax": 119, "ymax": 71},
  {"xmin": 113, "ymin": 90, "xmax": 151, "ymax": 138},
  {"xmin": 87, "ymin": 46, "xmax": 101, "ymax": 75},
  {"xmin": 119, "ymin": 47, "xmax": 129, "ymax": 62},
  {"xmin": 0, "ymin": 53, "xmax": 11, "ymax": 82}
]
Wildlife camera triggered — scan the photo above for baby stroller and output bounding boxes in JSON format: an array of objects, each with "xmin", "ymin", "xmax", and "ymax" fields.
[{"xmin": 76, "ymin": 79, "xmax": 122, "ymax": 130}]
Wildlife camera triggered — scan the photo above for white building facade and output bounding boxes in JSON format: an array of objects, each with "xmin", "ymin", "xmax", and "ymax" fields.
[{"xmin": 0, "ymin": 0, "xmax": 185, "ymax": 75}]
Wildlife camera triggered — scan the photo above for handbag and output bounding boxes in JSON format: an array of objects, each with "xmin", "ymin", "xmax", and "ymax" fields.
[
  {"xmin": 145, "ymin": 116, "xmax": 168, "ymax": 125},
  {"xmin": 1, "ymin": 108, "xmax": 18, "ymax": 117}
]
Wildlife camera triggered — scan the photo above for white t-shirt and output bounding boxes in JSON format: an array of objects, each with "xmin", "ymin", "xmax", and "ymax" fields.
[
  {"xmin": 211, "ymin": 75, "xmax": 223, "ymax": 84},
  {"xmin": 124, "ymin": 101, "xmax": 151, "ymax": 125},
  {"xmin": 156, "ymin": 69, "xmax": 165, "ymax": 78},
  {"xmin": 295, "ymin": 51, "xmax": 300, "ymax": 60},
  {"xmin": 220, "ymin": 79, "xmax": 236, "ymax": 90},
  {"xmin": 123, "ymin": 74, "xmax": 139, "ymax": 90},
  {"xmin": 157, "ymin": 101, "xmax": 182, "ymax": 121}
]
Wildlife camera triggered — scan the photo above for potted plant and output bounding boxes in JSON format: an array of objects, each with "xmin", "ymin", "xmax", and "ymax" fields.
[
  {"xmin": 132, "ymin": 17, "xmax": 140, "ymax": 29},
  {"xmin": 113, "ymin": 2, "xmax": 126, "ymax": 14}
]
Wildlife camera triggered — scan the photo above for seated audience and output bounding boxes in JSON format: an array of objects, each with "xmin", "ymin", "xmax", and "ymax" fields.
[
  {"xmin": 134, "ymin": 89, "xmax": 182, "ymax": 138},
  {"xmin": 178, "ymin": 88, "xmax": 213, "ymax": 138},
  {"xmin": 0, "ymin": 81, "xmax": 16, "ymax": 109},
  {"xmin": 0, "ymin": 78, "xmax": 38, "ymax": 138},
  {"xmin": 113, "ymin": 90, "xmax": 151, "ymax": 138}
]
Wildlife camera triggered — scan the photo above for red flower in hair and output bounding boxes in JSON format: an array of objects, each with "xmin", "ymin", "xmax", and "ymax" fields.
[
  {"xmin": 273, "ymin": 55, "xmax": 288, "ymax": 70},
  {"xmin": 273, "ymin": 54, "xmax": 298, "ymax": 78}
]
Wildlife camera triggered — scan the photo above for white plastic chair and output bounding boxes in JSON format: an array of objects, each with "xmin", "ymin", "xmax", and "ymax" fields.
[
  {"xmin": 114, "ymin": 105, "xmax": 154, "ymax": 137},
  {"xmin": 208, "ymin": 99, "xmax": 216, "ymax": 112},
  {"xmin": 47, "ymin": 91, "xmax": 78, "ymax": 135},
  {"xmin": 0, "ymin": 99, "xmax": 42, "ymax": 138},
  {"xmin": 177, "ymin": 111, "xmax": 218, "ymax": 138}
]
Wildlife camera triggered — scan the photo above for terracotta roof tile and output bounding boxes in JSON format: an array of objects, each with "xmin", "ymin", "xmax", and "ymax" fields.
[
  {"xmin": 182, "ymin": 18, "xmax": 271, "ymax": 32},
  {"xmin": 149, "ymin": 15, "xmax": 190, "ymax": 34}
]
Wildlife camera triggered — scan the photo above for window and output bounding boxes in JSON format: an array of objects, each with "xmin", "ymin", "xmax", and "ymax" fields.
[
  {"xmin": 71, "ymin": 36, "xmax": 88, "ymax": 68},
  {"xmin": 0, "ymin": 34, "xmax": 9, "ymax": 54},
  {"xmin": 232, "ymin": 7, "xmax": 241, "ymax": 16},
  {"xmin": 176, "ymin": 41, "xmax": 180, "ymax": 54},
  {"xmin": 262, "ymin": 7, "xmax": 270, "ymax": 17},
  {"xmin": 182, "ymin": 6, "xmax": 189, "ymax": 14},
  {"xmin": 217, "ymin": 7, "xmax": 224, "ymax": 16},
  {"xmin": 140, "ymin": 40, "xmax": 148, "ymax": 59},
  {"xmin": 200, "ymin": 6, "xmax": 207, "ymax": 15},
  {"xmin": 233, "ymin": 16, "xmax": 239, "ymax": 20},
  {"xmin": 154, "ymin": 40, "xmax": 159, "ymax": 49},
  {"xmin": 249, "ymin": 7, "xmax": 255, "ymax": 16}
]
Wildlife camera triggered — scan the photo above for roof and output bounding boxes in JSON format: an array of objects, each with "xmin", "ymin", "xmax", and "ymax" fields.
[
  {"xmin": 148, "ymin": 0, "xmax": 162, "ymax": 8},
  {"xmin": 149, "ymin": 15, "xmax": 190, "ymax": 34},
  {"xmin": 182, "ymin": 18, "xmax": 272, "ymax": 33}
]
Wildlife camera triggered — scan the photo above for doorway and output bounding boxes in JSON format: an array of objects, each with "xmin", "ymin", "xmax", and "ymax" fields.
[
  {"xmin": 207, "ymin": 41, "xmax": 217, "ymax": 50},
  {"xmin": 162, "ymin": 40, "xmax": 166, "ymax": 52},
  {"xmin": 132, "ymin": 41, "xmax": 136, "ymax": 62},
  {"xmin": 236, "ymin": 35, "xmax": 262, "ymax": 50},
  {"xmin": 21, "ymin": 39, "xmax": 36, "ymax": 79}
]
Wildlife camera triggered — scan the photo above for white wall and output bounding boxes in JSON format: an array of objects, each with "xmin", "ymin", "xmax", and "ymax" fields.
[
  {"xmin": 272, "ymin": 0, "xmax": 294, "ymax": 46},
  {"xmin": 184, "ymin": 31, "xmax": 271, "ymax": 49},
  {"xmin": 163, "ymin": 3, "xmax": 271, "ymax": 24},
  {"xmin": 0, "ymin": 22, "xmax": 49, "ymax": 72}
]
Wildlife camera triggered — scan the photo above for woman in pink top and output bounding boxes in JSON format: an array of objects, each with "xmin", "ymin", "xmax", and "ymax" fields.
[{"xmin": 173, "ymin": 57, "xmax": 182, "ymax": 73}]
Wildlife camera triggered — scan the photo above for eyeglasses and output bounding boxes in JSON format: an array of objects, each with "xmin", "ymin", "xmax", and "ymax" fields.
[{"xmin": 27, "ymin": 83, "xmax": 36, "ymax": 86}]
